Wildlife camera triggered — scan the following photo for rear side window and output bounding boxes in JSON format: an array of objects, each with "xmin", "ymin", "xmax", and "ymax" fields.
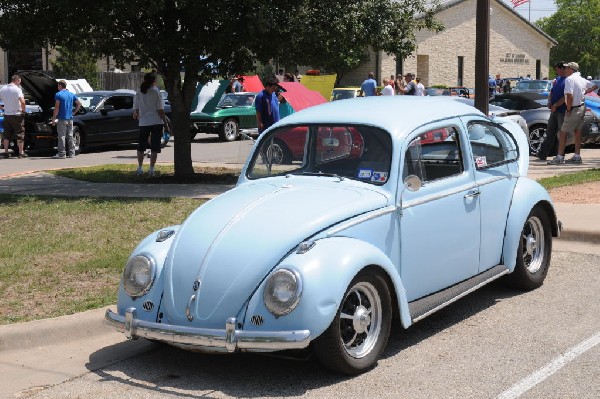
[{"xmin": 467, "ymin": 122, "xmax": 518, "ymax": 169}]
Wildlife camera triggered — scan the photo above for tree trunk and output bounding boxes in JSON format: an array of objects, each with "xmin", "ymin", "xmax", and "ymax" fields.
[{"xmin": 163, "ymin": 66, "xmax": 195, "ymax": 177}]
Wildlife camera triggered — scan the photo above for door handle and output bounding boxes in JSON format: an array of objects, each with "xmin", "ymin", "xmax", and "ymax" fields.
[{"xmin": 464, "ymin": 190, "xmax": 480, "ymax": 199}]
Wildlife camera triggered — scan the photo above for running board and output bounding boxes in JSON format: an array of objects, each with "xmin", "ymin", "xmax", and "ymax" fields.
[{"xmin": 408, "ymin": 264, "xmax": 509, "ymax": 323}]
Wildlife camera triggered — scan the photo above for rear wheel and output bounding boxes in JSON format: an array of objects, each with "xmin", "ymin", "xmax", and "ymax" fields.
[
  {"xmin": 529, "ymin": 124, "xmax": 546, "ymax": 155},
  {"xmin": 506, "ymin": 207, "xmax": 552, "ymax": 290},
  {"xmin": 219, "ymin": 118, "xmax": 239, "ymax": 142},
  {"xmin": 266, "ymin": 139, "xmax": 293, "ymax": 165},
  {"xmin": 313, "ymin": 270, "xmax": 392, "ymax": 375}
]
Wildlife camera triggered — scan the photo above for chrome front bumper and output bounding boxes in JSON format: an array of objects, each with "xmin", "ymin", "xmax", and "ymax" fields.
[{"xmin": 105, "ymin": 307, "xmax": 311, "ymax": 352}]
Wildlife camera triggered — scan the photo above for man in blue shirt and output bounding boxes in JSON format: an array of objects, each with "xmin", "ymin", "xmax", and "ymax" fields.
[
  {"xmin": 360, "ymin": 72, "xmax": 377, "ymax": 97},
  {"xmin": 51, "ymin": 80, "xmax": 81, "ymax": 158},
  {"xmin": 537, "ymin": 62, "xmax": 566, "ymax": 160},
  {"xmin": 255, "ymin": 77, "xmax": 280, "ymax": 133},
  {"xmin": 488, "ymin": 75, "xmax": 497, "ymax": 99}
]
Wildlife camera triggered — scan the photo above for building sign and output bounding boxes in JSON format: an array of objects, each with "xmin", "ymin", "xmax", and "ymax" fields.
[{"xmin": 500, "ymin": 53, "xmax": 529, "ymax": 64}]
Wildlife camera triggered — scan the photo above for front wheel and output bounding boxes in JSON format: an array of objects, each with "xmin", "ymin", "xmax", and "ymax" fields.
[
  {"xmin": 313, "ymin": 270, "xmax": 392, "ymax": 375},
  {"xmin": 73, "ymin": 125, "xmax": 83, "ymax": 155},
  {"xmin": 505, "ymin": 207, "xmax": 552, "ymax": 290},
  {"xmin": 529, "ymin": 124, "xmax": 547, "ymax": 155},
  {"xmin": 219, "ymin": 118, "xmax": 239, "ymax": 142}
]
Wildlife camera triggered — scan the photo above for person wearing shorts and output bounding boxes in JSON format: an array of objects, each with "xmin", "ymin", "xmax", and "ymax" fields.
[
  {"xmin": 133, "ymin": 72, "xmax": 167, "ymax": 176},
  {"xmin": 548, "ymin": 62, "xmax": 599, "ymax": 165},
  {"xmin": 0, "ymin": 75, "xmax": 27, "ymax": 158}
]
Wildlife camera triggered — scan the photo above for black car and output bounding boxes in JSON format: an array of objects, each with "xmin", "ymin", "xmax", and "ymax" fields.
[
  {"xmin": 490, "ymin": 92, "xmax": 600, "ymax": 155},
  {"xmin": 18, "ymin": 71, "xmax": 171, "ymax": 154}
]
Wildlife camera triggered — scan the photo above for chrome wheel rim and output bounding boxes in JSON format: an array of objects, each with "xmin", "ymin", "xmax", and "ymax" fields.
[
  {"xmin": 522, "ymin": 216, "xmax": 545, "ymax": 273},
  {"xmin": 266, "ymin": 143, "xmax": 284, "ymax": 165},
  {"xmin": 224, "ymin": 120, "xmax": 237, "ymax": 140},
  {"xmin": 339, "ymin": 281, "xmax": 382, "ymax": 359},
  {"xmin": 529, "ymin": 126, "xmax": 546, "ymax": 154},
  {"xmin": 74, "ymin": 129, "xmax": 80, "ymax": 153}
]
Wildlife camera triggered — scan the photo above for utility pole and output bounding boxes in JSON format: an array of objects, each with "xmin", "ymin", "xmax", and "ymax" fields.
[{"xmin": 474, "ymin": 0, "xmax": 490, "ymax": 116}]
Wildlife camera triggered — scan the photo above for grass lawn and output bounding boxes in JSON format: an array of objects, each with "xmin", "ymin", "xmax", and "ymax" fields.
[
  {"xmin": 0, "ymin": 194, "xmax": 203, "ymax": 325},
  {"xmin": 537, "ymin": 168, "xmax": 600, "ymax": 190}
]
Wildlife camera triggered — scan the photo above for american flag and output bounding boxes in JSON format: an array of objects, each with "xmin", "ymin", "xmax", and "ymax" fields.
[{"xmin": 511, "ymin": 0, "xmax": 529, "ymax": 7}]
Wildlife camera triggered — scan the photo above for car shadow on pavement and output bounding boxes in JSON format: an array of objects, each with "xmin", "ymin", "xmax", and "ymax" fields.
[
  {"xmin": 85, "ymin": 281, "xmax": 526, "ymax": 397},
  {"xmin": 383, "ymin": 279, "xmax": 521, "ymax": 359}
]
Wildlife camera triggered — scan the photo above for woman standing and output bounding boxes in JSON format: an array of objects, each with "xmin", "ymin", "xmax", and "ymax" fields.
[{"xmin": 133, "ymin": 72, "xmax": 167, "ymax": 176}]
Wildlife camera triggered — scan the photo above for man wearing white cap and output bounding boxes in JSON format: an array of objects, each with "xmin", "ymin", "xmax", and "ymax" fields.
[{"xmin": 548, "ymin": 62, "xmax": 598, "ymax": 164}]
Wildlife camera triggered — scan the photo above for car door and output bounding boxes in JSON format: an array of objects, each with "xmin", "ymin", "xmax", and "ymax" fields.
[
  {"xmin": 97, "ymin": 94, "xmax": 137, "ymax": 143},
  {"xmin": 460, "ymin": 118, "xmax": 519, "ymax": 272},
  {"xmin": 398, "ymin": 121, "xmax": 480, "ymax": 302}
]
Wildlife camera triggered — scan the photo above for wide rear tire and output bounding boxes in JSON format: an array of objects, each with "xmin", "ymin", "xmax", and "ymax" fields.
[{"xmin": 313, "ymin": 270, "xmax": 392, "ymax": 375}]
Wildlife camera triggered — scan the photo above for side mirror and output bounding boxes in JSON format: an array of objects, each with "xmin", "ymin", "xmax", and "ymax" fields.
[
  {"xmin": 404, "ymin": 175, "xmax": 422, "ymax": 192},
  {"xmin": 100, "ymin": 105, "xmax": 115, "ymax": 115}
]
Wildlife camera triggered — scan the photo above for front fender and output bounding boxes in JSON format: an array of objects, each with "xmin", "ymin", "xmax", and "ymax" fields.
[
  {"xmin": 243, "ymin": 237, "xmax": 412, "ymax": 341},
  {"xmin": 503, "ymin": 178, "xmax": 558, "ymax": 272},
  {"xmin": 116, "ymin": 225, "xmax": 180, "ymax": 321}
]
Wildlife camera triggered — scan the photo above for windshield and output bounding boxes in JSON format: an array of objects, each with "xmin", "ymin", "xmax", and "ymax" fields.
[
  {"xmin": 77, "ymin": 94, "xmax": 106, "ymax": 110},
  {"xmin": 217, "ymin": 93, "xmax": 255, "ymax": 108},
  {"xmin": 332, "ymin": 89, "xmax": 358, "ymax": 101},
  {"xmin": 514, "ymin": 81, "xmax": 550, "ymax": 91},
  {"xmin": 247, "ymin": 124, "xmax": 392, "ymax": 185}
]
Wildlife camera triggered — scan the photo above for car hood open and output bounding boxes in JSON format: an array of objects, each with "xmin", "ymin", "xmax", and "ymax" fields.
[
  {"xmin": 18, "ymin": 70, "xmax": 58, "ymax": 112},
  {"xmin": 161, "ymin": 179, "xmax": 388, "ymax": 327}
]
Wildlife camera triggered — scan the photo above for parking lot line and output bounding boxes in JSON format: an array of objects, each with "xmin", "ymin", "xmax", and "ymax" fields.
[{"xmin": 496, "ymin": 331, "xmax": 600, "ymax": 399}]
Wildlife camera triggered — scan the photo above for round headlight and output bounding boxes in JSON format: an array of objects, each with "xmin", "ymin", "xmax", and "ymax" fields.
[
  {"xmin": 263, "ymin": 268, "xmax": 302, "ymax": 316},
  {"xmin": 122, "ymin": 255, "xmax": 156, "ymax": 298}
]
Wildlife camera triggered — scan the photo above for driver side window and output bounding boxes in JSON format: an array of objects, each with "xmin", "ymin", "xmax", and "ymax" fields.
[{"xmin": 403, "ymin": 127, "xmax": 463, "ymax": 182}]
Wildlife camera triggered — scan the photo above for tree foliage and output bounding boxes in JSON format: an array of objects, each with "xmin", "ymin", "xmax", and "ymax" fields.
[
  {"xmin": 51, "ymin": 47, "xmax": 100, "ymax": 89},
  {"xmin": 0, "ymin": 0, "xmax": 441, "ymax": 176},
  {"xmin": 281, "ymin": 0, "xmax": 443, "ymax": 83},
  {"xmin": 536, "ymin": 0, "xmax": 600, "ymax": 77}
]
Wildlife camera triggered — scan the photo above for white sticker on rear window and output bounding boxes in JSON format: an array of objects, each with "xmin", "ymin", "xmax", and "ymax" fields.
[{"xmin": 475, "ymin": 156, "xmax": 487, "ymax": 168}]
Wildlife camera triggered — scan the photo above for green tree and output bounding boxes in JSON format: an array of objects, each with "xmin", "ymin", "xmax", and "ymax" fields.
[
  {"xmin": 536, "ymin": 0, "xmax": 600, "ymax": 77},
  {"xmin": 282, "ymin": 0, "xmax": 443, "ymax": 85},
  {"xmin": 51, "ymin": 47, "xmax": 100, "ymax": 89},
  {"xmin": 0, "ymin": 0, "xmax": 441, "ymax": 176}
]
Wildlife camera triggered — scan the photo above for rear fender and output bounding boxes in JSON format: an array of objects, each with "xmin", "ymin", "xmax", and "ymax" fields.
[
  {"xmin": 244, "ymin": 237, "xmax": 412, "ymax": 340},
  {"xmin": 503, "ymin": 178, "xmax": 558, "ymax": 272}
]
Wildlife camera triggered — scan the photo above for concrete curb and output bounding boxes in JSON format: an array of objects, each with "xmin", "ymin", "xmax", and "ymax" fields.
[{"xmin": 0, "ymin": 306, "xmax": 114, "ymax": 352}]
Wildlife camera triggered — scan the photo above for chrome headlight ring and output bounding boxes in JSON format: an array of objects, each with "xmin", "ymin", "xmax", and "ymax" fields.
[
  {"xmin": 263, "ymin": 268, "xmax": 303, "ymax": 317},
  {"xmin": 122, "ymin": 254, "xmax": 157, "ymax": 298}
]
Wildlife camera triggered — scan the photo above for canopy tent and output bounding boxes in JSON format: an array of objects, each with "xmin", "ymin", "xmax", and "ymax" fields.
[{"xmin": 278, "ymin": 82, "xmax": 327, "ymax": 114}]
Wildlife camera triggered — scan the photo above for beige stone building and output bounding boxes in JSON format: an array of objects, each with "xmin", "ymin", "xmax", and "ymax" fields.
[{"xmin": 340, "ymin": 0, "xmax": 557, "ymax": 88}]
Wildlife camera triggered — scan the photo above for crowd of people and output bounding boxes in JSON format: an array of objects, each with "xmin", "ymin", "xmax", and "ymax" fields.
[{"xmin": 360, "ymin": 72, "xmax": 426, "ymax": 96}]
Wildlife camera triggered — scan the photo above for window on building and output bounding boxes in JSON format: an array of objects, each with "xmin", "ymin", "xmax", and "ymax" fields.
[{"xmin": 457, "ymin": 56, "xmax": 464, "ymax": 86}]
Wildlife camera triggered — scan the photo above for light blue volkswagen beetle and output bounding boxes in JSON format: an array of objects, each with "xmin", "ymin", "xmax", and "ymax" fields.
[{"xmin": 106, "ymin": 96, "xmax": 561, "ymax": 374}]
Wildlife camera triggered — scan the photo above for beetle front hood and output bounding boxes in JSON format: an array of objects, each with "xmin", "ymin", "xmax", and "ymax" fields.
[{"xmin": 162, "ymin": 179, "xmax": 388, "ymax": 327}]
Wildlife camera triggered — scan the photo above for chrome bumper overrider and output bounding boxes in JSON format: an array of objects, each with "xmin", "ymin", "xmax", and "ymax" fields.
[{"xmin": 105, "ymin": 308, "xmax": 311, "ymax": 352}]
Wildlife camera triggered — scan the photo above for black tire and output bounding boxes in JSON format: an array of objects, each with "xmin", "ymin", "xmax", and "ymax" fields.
[
  {"xmin": 267, "ymin": 139, "xmax": 293, "ymax": 165},
  {"xmin": 219, "ymin": 118, "xmax": 239, "ymax": 142},
  {"xmin": 505, "ymin": 207, "xmax": 552, "ymax": 290},
  {"xmin": 313, "ymin": 270, "xmax": 392, "ymax": 375},
  {"xmin": 73, "ymin": 125, "xmax": 83, "ymax": 155},
  {"xmin": 528, "ymin": 124, "xmax": 547, "ymax": 155}
]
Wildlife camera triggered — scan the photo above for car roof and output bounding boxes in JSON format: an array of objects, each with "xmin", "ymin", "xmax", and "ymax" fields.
[
  {"xmin": 79, "ymin": 91, "xmax": 133, "ymax": 96},
  {"xmin": 276, "ymin": 96, "xmax": 484, "ymax": 139}
]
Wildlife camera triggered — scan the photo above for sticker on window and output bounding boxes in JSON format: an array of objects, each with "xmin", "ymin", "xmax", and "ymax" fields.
[
  {"xmin": 371, "ymin": 171, "xmax": 388, "ymax": 183},
  {"xmin": 475, "ymin": 156, "xmax": 487, "ymax": 168},
  {"xmin": 358, "ymin": 168, "xmax": 373, "ymax": 179}
]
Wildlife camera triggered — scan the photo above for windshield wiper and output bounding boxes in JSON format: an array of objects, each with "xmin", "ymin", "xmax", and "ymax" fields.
[{"xmin": 302, "ymin": 171, "xmax": 345, "ymax": 181}]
